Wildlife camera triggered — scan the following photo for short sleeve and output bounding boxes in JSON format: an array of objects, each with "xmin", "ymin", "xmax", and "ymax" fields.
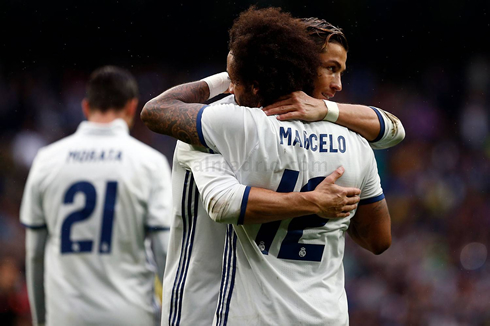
[
  {"xmin": 359, "ymin": 150, "xmax": 385, "ymax": 205},
  {"xmin": 197, "ymin": 104, "xmax": 260, "ymax": 170},
  {"xmin": 20, "ymin": 151, "xmax": 47, "ymax": 228},
  {"xmin": 177, "ymin": 142, "xmax": 248, "ymax": 225},
  {"xmin": 369, "ymin": 107, "xmax": 406, "ymax": 150},
  {"xmin": 145, "ymin": 155, "xmax": 173, "ymax": 231}
]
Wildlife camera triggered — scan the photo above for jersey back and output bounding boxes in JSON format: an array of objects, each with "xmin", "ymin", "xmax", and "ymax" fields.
[
  {"xmin": 199, "ymin": 104, "xmax": 384, "ymax": 326},
  {"xmin": 21, "ymin": 119, "xmax": 172, "ymax": 326},
  {"xmin": 161, "ymin": 96, "xmax": 237, "ymax": 326}
]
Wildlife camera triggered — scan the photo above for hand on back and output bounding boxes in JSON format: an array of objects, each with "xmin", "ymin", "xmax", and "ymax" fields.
[
  {"xmin": 263, "ymin": 91, "xmax": 327, "ymax": 122},
  {"xmin": 311, "ymin": 166, "xmax": 360, "ymax": 218}
]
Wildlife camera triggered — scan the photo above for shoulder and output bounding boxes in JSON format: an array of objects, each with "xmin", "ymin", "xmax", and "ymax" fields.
[
  {"xmin": 209, "ymin": 94, "xmax": 236, "ymax": 105},
  {"xmin": 31, "ymin": 134, "xmax": 77, "ymax": 165},
  {"xmin": 125, "ymin": 136, "xmax": 169, "ymax": 165},
  {"xmin": 203, "ymin": 103, "xmax": 266, "ymax": 121}
]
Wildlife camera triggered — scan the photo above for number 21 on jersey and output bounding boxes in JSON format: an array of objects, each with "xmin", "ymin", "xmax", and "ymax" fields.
[{"xmin": 61, "ymin": 181, "xmax": 117, "ymax": 255}]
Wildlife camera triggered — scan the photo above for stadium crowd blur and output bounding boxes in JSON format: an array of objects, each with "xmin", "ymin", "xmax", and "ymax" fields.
[{"xmin": 1, "ymin": 1, "xmax": 489, "ymax": 325}]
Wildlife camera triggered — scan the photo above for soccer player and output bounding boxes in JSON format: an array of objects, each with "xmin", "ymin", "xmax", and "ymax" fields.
[
  {"xmin": 144, "ymin": 9, "xmax": 399, "ymax": 326},
  {"xmin": 20, "ymin": 66, "xmax": 172, "ymax": 326}
]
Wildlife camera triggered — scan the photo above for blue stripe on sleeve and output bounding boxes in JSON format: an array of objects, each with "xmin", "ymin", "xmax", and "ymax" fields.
[
  {"xmin": 237, "ymin": 186, "xmax": 251, "ymax": 225},
  {"xmin": 196, "ymin": 105, "xmax": 210, "ymax": 148},
  {"xmin": 370, "ymin": 107, "xmax": 385, "ymax": 143},
  {"xmin": 21, "ymin": 223, "xmax": 47, "ymax": 229},
  {"xmin": 359, "ymin": 193, "xmax": 385, "ymax": 205}
]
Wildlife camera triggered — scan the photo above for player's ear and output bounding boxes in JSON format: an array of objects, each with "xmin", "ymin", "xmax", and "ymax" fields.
[
  {"xmin": 252, "ymin": 81, "xmax": 259, "ymax": 95},
  {"xmin": 125, "ymin": 98, "xmax": 138, "ymax": 117},
  {"xmin": 81, "ymin": 99, "xmax": 91, "ymax": 119}
]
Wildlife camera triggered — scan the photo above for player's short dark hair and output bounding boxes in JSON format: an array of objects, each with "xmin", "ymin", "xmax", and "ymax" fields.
[
  {"xmin": 301, "ymin": 17, "xmax": 349, "ymax": 52},
  {"xmin": 86, "ymin": 66, "xmax": 139, "ymax": 112},
  {"xmin": 229, "ymin": 7, "xmax": 320, "ymax": 106}
]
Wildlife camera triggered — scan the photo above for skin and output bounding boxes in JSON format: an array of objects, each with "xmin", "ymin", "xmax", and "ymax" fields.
[
  {"xmin": 82, "ymin": 98, "xmax": 138, "ymax": 125},
  {"xmin": 141, "ymin": 41, "xmax": 392, "ymax": 254},
  {"xmin": 262, "ymin": 41, "xmax": 381, "ymax": 141},
  {"xmin": 227, "ymin": 52, "xmax": 260, "ymax": 107},
  {"xmin": 312, "ymin": 42, "xmax": 346, "ymax": 100}
]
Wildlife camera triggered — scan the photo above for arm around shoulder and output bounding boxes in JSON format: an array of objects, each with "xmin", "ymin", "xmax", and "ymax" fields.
[{"xmin": 140, "ymin": 81, "xmax": 210, "ymax": 145}]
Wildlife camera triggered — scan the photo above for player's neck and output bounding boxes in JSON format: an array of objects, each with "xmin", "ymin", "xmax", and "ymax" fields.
[{"xmin": 87, "ymin": 111, "xmax": 131, "ymax": 127}]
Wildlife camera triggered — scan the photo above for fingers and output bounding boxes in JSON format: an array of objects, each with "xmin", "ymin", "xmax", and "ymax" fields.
[
  {"xmin": 345, "ymin": 195, "xmax": 360, "ymax": 205},
  {"xmin": 322, "ymin": 203, "xmax": 359, "ymax": 219},
  {"xmin": 276, "ymin": 112, "xmax": 303, "ymax": 121},
  {"xmin": 263, "ymin": 98, "xmax": 293, "ymax": 112},
  {"xmin": 323, "ymin": 166, "xmax": 345, "ymax": 184},
  {"xmin": 341, "ymin": 203, "xmax": 358, "ymax": 213},
  {"xmin": 345, "ymin": 187, "xmax": 361, "ymax": 197},
  {"xmin": 263, "ymin": 104, "xmax": 296, "ymax": 117}
]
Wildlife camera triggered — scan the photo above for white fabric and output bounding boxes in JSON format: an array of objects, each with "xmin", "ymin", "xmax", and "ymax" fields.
[
  {"xmin": 201, "ymin": 72, "xmax": 231, "ymax": 100},
  {"xmin": 199, "ymin": 104, "xmax": 384, "ymax": 326},
  {"xmin": 161, "ymin": 95, "xmax": 240, "ymax": 326},
  {"xmin": 323, "ymin": 99, "xmax": 340, "ymax": 122},
  {"xmin": 177, "ymin": 143, "xmax": 246, "ymax": 223},
  {"xmin": 369, "ymin": 107, "xmax": 406, "ymax": 149},
  {"xmin": 20, "ymin": 119, "xmax": 172, "ymax": 326}
]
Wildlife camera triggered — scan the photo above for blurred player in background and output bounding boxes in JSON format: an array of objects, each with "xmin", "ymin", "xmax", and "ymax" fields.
[
  {"xmin": 20, "ymin": 66, "xmax": 172, "ymax": 326},
  {"xmin": 143, "ymin": 8, "xmax": 403, "ymax": 326},
  {"xmin": 143, "ymin": 7, "xmax": 395, "ymax": 325}
]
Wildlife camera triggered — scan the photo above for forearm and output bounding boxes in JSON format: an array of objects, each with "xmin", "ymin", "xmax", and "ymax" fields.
[
  {"xmin": 336, "ymin": 103, "xmax": 380, "ymax": 141},
  {"xmin": 335, "ymin": 104, "xmax": 405, "ymax": 148},
  {"xmin": 140, "ymin": 81, "xmax": 210, "ymax": 145},
  {"xmin": 264, "ymin": 93, "xmax": 404, "ymax": 148},
  {"xmin": 26, "ymin": 230, "xmax": 47, "ymax": 325},
  {"xmin": 244, "ymin": 188, "xmax": 319, "ymax": 224},
  {"xmin": 150, "ymin": 231, "xmax": 170, "ymax": 282}
]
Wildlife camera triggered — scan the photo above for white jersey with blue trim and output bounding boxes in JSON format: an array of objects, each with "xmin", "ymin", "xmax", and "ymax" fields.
[
  {"xmin": 161, "ymin": 95, "xmax": 245, "ymax": 326},
  {"xmin": 20, "ymin": 119, "xmax": 172, "ymax": 326},
  {"xmin": 197, "ymin": 103, "xmax": 384, "ymax": 326}
]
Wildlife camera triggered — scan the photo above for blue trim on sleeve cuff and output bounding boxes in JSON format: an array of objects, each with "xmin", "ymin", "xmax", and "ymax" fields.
[
  {"xmin": 21, "ymin": 223, "xmax": 47, "ymax": 229},
  {"xmin": 145, "ymin": 226, "xmax": 170, "ymax": 232},
  {"xmin": 238, "ymin": 186, "xmax": 251, "ymax": 225},
  {"xmin": 196, "ymin": 105, "xmax": 210, "ymax": 149},
  {"xmin": 359, "ymin": 193, "xmax": 385, "ymax": 205},
  {"xmin": 370, "ymin": 107, "xmax": 385, "ymax": 143}
]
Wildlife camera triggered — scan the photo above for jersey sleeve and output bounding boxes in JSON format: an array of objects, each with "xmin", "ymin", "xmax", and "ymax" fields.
[
  {"xmin": 177, "ymin": 143, "xmax": 249, "ymax": 225},
  {"xmin": 145, "ymin": 155, "xmax": 173, "ymax": 231},
  {"xmin": 197, "ymin": 104, "xmax": 260, "ymax": 170},
  {"xmin": 20, "ymin": 150, "xmax": 47, "ymax": 229},
  {"xmin": 369, "ymin": 107, "xmax": 406, "ymax": 150},
  {"xmin": 359, "ymin": 149, "xmax": 385, "ymax": 205}
]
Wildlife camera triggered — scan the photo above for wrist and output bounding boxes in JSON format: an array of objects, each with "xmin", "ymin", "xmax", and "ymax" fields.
[
  {"xmin": 323, "ymin": 100, "xmax": 340, "ymax": 122},
  {"xmin": 201, "ymin": 72, "xmax": 230, "ymax": 100},
  {"xmin": 298, "ymin": 192, "xmax": 321, "ymax": 215}
]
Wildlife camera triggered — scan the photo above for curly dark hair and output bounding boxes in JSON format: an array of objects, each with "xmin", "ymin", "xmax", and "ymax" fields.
[
  {"xmin": 301, "ymin": 17, "xmax": 349, "ymax": 52},
  {"xmin": 228, "ymin": 7, "xmax": 320, "ymax": 106}
]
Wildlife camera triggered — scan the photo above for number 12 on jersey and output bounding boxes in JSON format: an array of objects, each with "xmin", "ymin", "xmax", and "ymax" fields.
[
  {"xmin": 61, "ymin": 181, "xmax": 117, "ymax": 255},
  {"xmin": 254, "ymin": 169, "xmax": 329, "ymax": 262}
]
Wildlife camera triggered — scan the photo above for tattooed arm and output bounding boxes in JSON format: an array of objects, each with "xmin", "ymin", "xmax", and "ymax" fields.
[{"xmin": 140, "ymin": 81, "xmax": 210, "ymax": 145}]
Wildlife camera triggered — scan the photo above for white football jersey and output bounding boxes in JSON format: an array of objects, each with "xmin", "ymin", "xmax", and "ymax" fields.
[
  {"xmin": 161, "ymin": 96, "xmax": 244, "ymax": 326},
  {"xmin": 197, "ymin": 103, "xmax": 384, "ymax": 326},
  {"xmin": 20, "ymin": 119, "xmax": 172, "ymax": 326}
]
